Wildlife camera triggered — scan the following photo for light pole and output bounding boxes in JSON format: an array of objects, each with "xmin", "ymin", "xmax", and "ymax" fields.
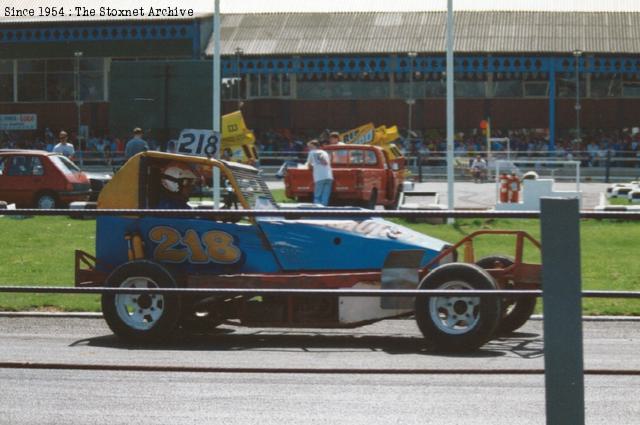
[
  {"xmin": 235, "ymin": 47, "xmax": 244, "ymax": 109},
  {"xmin": 573, "ymin": 50, "xmax": 583, "ymax": 144},
  {"xmin": 407, "ymin": 52, "xmax": 417, "ymax": 144},
  {"xmin": 74, "ymin": 51, "xmax": 83, "ymax": 165}
]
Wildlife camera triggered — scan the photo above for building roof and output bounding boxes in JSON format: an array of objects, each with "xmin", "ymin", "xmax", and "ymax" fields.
[
  {"xmin": 206, "ymin": 11, "xmax": 640, "ymax": 55},
  {"xmin": 2, "ymin": 0, "xmax": 640, "ymax": 23}
]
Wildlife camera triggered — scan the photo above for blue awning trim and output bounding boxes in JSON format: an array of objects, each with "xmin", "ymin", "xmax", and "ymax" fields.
[
  {"xmin": 0, "ymin": 23, "xmax": 193, "ymax": 43},
  {"xmin": 219, "ymin": 55, "xmax": 640, "ymax": 77}
]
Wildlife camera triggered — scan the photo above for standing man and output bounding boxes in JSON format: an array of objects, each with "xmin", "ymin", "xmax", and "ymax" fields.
[
  {"xmin": 306, "ymin": 140, "xmax": 333, "ymax": 206},
  {"xmin": 469, "ymin": 154, "xmax": 488, "ymax": 183},
  {"xmin": 124, "ymin": 127, "xmax": 149, "ymax": 159},
  {"xmin": 53, "ymin": 131, "xmax": 75, "ymax": 159}
]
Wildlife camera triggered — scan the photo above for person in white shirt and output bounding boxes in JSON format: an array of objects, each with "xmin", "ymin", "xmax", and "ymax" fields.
[
  {"xmin": 52, "ymin": 131, "xmax": 75, "ymax": 159},
  {"xmin": 470, "ymin": 155, "xmax": 488, "ymax": 183},
  {"xmin": 306, "ymin": 140, "xmax": 333, "ymax": 206}
]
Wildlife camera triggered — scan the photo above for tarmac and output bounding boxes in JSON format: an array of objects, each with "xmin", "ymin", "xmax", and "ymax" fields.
[{"xmin": 267, "ymin": 180, "xmax": 610, "ymax": 210}]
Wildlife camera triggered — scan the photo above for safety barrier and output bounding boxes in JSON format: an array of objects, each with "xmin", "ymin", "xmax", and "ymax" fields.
[
  {"xmin": 1, "ymin": 201, "xmax": 639, "ymax": 425},
  {"xmin": 70, "ymin": 149, "xmax": 640, "ymax": 183}
]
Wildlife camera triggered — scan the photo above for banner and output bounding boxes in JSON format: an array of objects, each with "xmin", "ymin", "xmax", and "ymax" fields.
[
  {"xmin": 340, "ymin": 123, "xmax": 375, "ymax": 145},
  {"xmin": 0, "ymin": 114, "xmax": 37, "ymax": 130},
  {"xmin": 176, "ymin": 129, "xmax": 221, "ymax": 157},
  {"xmin": 175, "ymin": 111, "xmax": 257, "ymax": 163}
]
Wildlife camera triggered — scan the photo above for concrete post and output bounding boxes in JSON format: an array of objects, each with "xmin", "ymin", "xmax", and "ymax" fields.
[{"xmin": 540, "ymin": 197, "xmax": 585, "ymax": 425}]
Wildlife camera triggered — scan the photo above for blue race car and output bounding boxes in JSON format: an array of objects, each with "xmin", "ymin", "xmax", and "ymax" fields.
[{"xmin": 75, "ymin": 152, "xmax": 541, "ymax": 352}]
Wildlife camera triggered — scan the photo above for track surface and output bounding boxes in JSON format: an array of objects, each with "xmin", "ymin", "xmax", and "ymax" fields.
[
  {"xmin": 267, "ymin": 181, "xmax": 609, "ymax": 209},
  {"xmin": 0, "ymin": 317, "xmax": 639, "ymax": 424}
]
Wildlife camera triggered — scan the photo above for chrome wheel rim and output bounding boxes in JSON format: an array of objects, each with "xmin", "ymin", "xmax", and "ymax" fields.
[
  {"xmin": 115, "ymin": 277, "xmax": 164, "ymax": 331},
  {"xmin": 428, "ymin": 280, "xmax": 480, "ymax": 335},
  {"xmin": 37, "ymin": 196, "xmax": 55, "ymax": 209}
]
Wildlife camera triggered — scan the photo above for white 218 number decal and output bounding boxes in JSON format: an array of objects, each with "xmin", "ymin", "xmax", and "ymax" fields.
[{"xmin": 177, "ymin": 129, "xmax": 220, "ymax": 157}]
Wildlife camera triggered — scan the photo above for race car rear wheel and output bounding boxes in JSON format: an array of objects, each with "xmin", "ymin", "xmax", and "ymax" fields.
[
  {"xmin": 102, "ymin": 260, "xmax": 181, "ymax": 343},
  {"xmin": 415, "ymin": 263, "xmax": 501, "ymax": 352},
  {"xmin": 476, "ymin": 255, "xmax": 537, "ymax": 334}
]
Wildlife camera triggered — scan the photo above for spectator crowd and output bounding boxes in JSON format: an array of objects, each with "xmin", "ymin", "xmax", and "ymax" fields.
[
  {"xmin": 0, "ymin": 127, "xmax": 162, "ymax": 165},
  {"xmin": 252, "ymin": 127, "xmax": 640, "ymax": 168},
  {"xmin": 3, "ymin": 125, "xmax": 640, "ymax": 168}
]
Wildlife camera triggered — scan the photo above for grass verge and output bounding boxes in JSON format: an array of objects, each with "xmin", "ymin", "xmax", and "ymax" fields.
[{"xmin": 0, "ymin": 200, "xmax": 638, "ymax": 315}]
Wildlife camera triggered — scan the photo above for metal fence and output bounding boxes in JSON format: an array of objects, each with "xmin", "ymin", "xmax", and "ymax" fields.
[
  {"xmin": 65, "ymin": 148, "xmax": 640, "ymax": 183},
  {"xmin": 1, "ymin": 202, "xmax": 639, "ymax": 425}
]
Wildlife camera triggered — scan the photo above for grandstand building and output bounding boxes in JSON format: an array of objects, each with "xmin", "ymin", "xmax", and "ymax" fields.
[{"xmin": 1, "ymin": 7, "xmax": 640, "ymax": 145}]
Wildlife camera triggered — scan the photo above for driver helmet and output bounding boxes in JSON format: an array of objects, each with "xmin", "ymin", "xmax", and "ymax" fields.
[{"xmin": 161, "ymin": 162, "xmax": 199, "ymax": 193}]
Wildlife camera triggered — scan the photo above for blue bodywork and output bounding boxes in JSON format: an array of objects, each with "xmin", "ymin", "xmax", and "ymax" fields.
[{"xmin": 96, "ymin": 214, "xmax": 449, "ymax": 275}]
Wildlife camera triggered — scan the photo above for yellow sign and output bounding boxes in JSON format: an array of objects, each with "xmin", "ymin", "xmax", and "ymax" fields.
[
  {"xmin": 340, "ymin": 123, "xmax": 375, "ymax": 145},
  {"xmin": 339, "ymin": 122, "xmax": 403, "ymax": 161}
]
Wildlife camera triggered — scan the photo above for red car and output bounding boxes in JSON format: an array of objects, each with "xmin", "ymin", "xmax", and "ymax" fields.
[{"xmin": 0, "ymin": 150, "xmax": 91, "ymax": 208}]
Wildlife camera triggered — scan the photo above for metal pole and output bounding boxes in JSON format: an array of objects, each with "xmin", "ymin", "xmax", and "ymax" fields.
[
  {"xmin": 235, "ymin": 47, "xmax": 243, "ymax": 110},
  {"xmin": 408, "ymin": 52, "xmax": 417, "ymax": 148},
  {"xmin": 573, "ymin": 50, "xmax": 583, "ymax": 145},
  {"xmin": 549, "ymin": 59, "xmax": 556, "ymax": 151},
  {"xmin": 540, "ymin": 198, "xmax": 585, "ymax": 425},
  {"xmin": 446, "ymin": 0, "xmax": 455, "ymax": 220},
  {"xmin": 605, "ymin": 148, "xmax": 611, "ymax": 183},
  {"xmin": 212, "ymin": 0, "xmax": 221, "ymax": 208},
  {"xmin": 74, "ymin": 51, "xmax": 83, "ymax": 166}
]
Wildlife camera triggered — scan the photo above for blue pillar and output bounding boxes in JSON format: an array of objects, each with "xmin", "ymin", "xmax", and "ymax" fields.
[{"xmin": 548, "ymin": 59, "xmax": 556, "ymax": 151}]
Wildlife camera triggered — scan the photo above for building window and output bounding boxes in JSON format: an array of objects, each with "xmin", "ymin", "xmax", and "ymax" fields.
[
  {"xmin": 221, "ymin": 78, "xmax": 236, "ymax": 100},
  {"xmin": 15, "ymin": 57, "xmax": 105, "ymax": 102},
  {"xmin": 591, "ymin": 75, "xmax": 622, "ymax": 98},
  {"xmin": 80, "ymin": 58, "xmax": 104, "ymax": 101},
  {"xmin": 259, "ymin": 74, "xmax": 269, "ymax": 97},
  {"xmin": 0, "ymin": 60, "xmax": 13, "ymax": 102},
  {"xmin": 492, "ymin": 80, "xmax": 523, "ymax": 97},
  {"xmin": 523, "ymin": 81, "xmax": 549, "ymax": 97},
  {"xmin": 622, "ymin": 79, "xmax": 640, "ymax": 97},
  {"xmin": 455, "ymin": 80, "xmax": 486, "ymax": 98},
  {"xmin": 46, "ymin": 59, "xmax": 74, "ymax": 101},
  {"xmin": 247, "ymin": 73, "xmax": 294, "ymax": 99},
  {"xmin": 18, "ymin": 60, "xmax": 45, "ymax": 101},
  {"xmin": 281, "ymin": 74, "xmax": 291, "ymax": 97},
  {"xmin": 556, "ymin": 74, "xmax": 586, "ymax": 98},
  {"xmin": 424, "ymin": 81, "xmax": 446, "ymax": 98},
  {"xmin": 249, "ymin": 74, "xmax": 259, "ymax": 97}
]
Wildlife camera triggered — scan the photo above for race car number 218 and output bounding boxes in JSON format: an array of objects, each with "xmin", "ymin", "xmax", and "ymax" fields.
[
  {"xmin": 176, "ymin": 129, "xmax": 220, "ymax": 157},
  {"xmin": 149, "ymin": 226, "xmax": 241, "ymax": 264}
]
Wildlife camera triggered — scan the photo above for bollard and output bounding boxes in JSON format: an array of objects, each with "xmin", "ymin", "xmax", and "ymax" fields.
[
  {"xmin": 605, "ymin": 149, "xmax": 611, "ymax": 184},
  {"xmin": 540, "ymin": 198, "xmax": 585, "ymax": 425}
]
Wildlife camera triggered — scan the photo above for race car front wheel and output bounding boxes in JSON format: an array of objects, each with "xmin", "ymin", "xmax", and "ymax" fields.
[
  {"xmin": 415, "ymin": 263, "xmax": 501, "ymax": 353},
  {"xmin": 102, "ymin": 260, "xmax": 181, "ymax": 343}
]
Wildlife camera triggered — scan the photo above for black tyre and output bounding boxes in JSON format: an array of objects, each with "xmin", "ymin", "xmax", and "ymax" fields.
[
  {"xmin": 101, "ymin": 260, "xmax": 181, "ymax": 343},
  {"xmin": 476, "ymin": 255, "xmax": 537, "ymax": 334},
  {"xmin": 35, "ymin": 192, "xmax": 57, "ymax": 209},
  {"xmin": 415, "ymin": 263, "xmax": 501, "ymax": 352},
  {"xmin": 365, "ymin": 189, "xmax": 378, "ymax": 209},
  {"xmin": 384, "ymin": 186, "xmax": 402, "ymax": 210}
]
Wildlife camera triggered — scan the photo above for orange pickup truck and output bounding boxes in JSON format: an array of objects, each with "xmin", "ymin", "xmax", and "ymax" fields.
[{"xmin": 284, "ymin": 144, "xmax": 406, "ymax": 209}]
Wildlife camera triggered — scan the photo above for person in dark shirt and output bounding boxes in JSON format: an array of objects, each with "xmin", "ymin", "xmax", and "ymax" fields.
[{"xmin": 124, "ymin": 127, "xmax": 149, "ymax": 159}]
